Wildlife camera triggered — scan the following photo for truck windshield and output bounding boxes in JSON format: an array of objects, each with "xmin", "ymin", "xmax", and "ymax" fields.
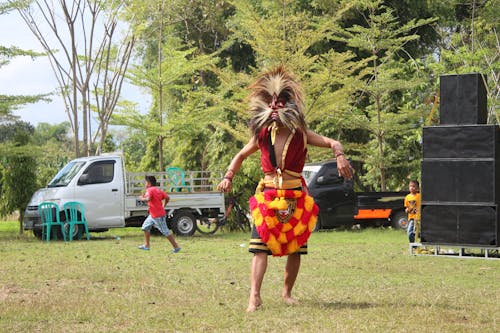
[
  {"xmin": 302, "ymin": 165, "xmax": 321, "ymax": 187},
  {"xmin": 47, "ymin": 161, "xmax": 86, "ymax": 187}
]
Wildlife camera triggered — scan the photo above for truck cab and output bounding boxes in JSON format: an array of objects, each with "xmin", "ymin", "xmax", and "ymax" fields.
[
  {"xmin": 24, "ymin": 154, "xmax": 226, "ymax": 238},
  {"xmin": 303, "ymin": 160, "xmax": 406, "ymax": 230},
  {"xmin": 303, "ymin": 160, "xmax": 357, "ymax": 229},
  {"xmin": 24, "ymin": 155, "xmax": 126, "ymax": 237}
]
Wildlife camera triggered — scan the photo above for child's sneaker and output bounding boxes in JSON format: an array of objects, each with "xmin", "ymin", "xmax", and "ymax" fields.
[
  {"xmin": 172, "ymin": 247, "xmax": 181, "ymax": 253},
  {"xmin": 137, "ymin": 245, "xmax": 150, "ymax": 250}
]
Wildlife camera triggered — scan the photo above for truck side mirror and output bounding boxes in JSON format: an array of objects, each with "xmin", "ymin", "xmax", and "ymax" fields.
[{"xmin": 78, "ymin": 174, "xmax": 90, "ymax": 185}]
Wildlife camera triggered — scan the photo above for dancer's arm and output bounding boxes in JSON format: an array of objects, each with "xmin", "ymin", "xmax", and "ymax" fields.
[{"xmin": 217, "ymin": 138, "xmax": 259, "ymax": 192}]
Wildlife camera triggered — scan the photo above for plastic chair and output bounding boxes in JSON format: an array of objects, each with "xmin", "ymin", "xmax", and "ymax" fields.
[
  {"xmin": 63, "ymin": 201, "xmax": 90, "ymax": 241},
  {"xmin": 166, "ymin": 166, "xmax": 187, "ymax": 192},
  {"xmin": 38, "ymin": 202, "xmax": 67, "ymax": 242}
]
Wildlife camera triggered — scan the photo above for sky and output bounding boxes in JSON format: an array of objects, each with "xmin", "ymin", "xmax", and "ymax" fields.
[{"xmin": 0, "ymin": 10, "xmax": 150, "ymax": 127}]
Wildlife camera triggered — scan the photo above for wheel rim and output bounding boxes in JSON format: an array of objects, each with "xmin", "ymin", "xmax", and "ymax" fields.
[
  {"xmin": 398, "ymin": 217, "xmax": 408, "ymax": 230},
  {"xmin": 64, "ymin": 223, "xmax": 79, "ymax": 238},
  {"xmin": 177, "ymin": 216, "xmax": 194, "ymax": 233}
]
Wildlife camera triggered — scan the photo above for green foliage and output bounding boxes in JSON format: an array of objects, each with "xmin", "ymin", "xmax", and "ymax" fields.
[
  {"xmin": 107, "ymin": 0, "xmax": 499, "ymax": 192},
  {"xmin": 109, "ymin": 127, "xmax": 148, "ymax": 172},
  {"xmin": 32, "ymin": 122, "xmax": 71, "ymax": 145},
  {"xmin": 31, "ymin": 122, "xmax": 73, "ymax": 188},
  {"xmin": 0, "ymin": 148, "xmax": 37, "ymax": 219},
  {"xmin": 334, "ymin": 1, "xmax": 435, "ymax": 190},
  {"xmin": 0, "ymin": 121, "xmax": 37, "ymax": 232},
  {"xmin": 435, "ymin": 0, "xmax": 499, "ymax": 124}
]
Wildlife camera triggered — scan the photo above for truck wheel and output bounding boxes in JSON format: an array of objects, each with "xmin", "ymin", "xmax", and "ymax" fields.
[
  {"xmin": 196, "ymin": 217, "xmax": 220, "ymax": 235},
  {"xmin": 391, "ymin": 211, "xmax": 408, "ymax": 230},
  {"xmin": 172, "ymin": 211, "xmax": 196, "ymax": 236},
  {"xmin": 33, "ymin": 229, "xmax": 43, "ymax": 240},
  {"xmin": 64, "ymin": 223, "xmax": 82, "ymax": 240},
  {"xmin": 36, "ymin": 225, "xmax": 66, "ymax": 240}
]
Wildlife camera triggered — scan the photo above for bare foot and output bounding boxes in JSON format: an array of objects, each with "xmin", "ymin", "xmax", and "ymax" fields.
[
  {"xmin": 282, "ymin": 296, "xmax": 299, "ymax": 306},
  {"xmin": 246, "ymin": 296, "xmax": 262, "ymax": 312}
]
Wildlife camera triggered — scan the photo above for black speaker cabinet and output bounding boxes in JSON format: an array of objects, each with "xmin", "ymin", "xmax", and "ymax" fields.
[
  {"xmin": 440, "ymin": 73, "xmax": 487, "ymax": 125},
  {"xmin": 422, "ymin": 125, "xmax": 500, "ymax": 204},
  {"xmin": 421, "ymin": 159, "xmax": 498, "ymax": 204},
  {"xmin": 421, "ymin": 204, "xmax": 498, "ymax": 246},
  {"xmin": 423, "ymin": 125, "xmax": 499, "ymax": 159}
]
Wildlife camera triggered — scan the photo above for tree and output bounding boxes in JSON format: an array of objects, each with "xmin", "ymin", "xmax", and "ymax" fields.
[
  {"xmin": 33, "ymin": 122, "xmax": 73, "ymax": 187},
  {"xmin": 189, "ymin": 0, "xmax": 366, "ymax": 195},
  {"xmin": 435, "ymin": 0, "xmax": 499, "ymax": 124},
  {"xmin": 0, "ymin": 121, "xmax": 38, "ymax": 234},
  {"xmin": 117, "ymin": 0, "xmax": 221, "ymax": 171},
  {"xmin": 335, "ymin": 0, "xmax": 435, "ymax": 191},
  {"xmin": 11, "ymin": 0, "xmax": 135, "ymax": 157}
]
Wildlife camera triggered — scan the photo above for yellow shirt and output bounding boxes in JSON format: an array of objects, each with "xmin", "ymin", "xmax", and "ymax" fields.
[{"xmin": 405, "ymin": 192, "xmax": 421, "ymax": 220}]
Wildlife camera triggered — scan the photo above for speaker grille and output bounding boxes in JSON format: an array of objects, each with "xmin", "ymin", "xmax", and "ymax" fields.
[
  {"xmin": 423, "ymin": 125, "xmax": 498, "ymax": 159},
  {"xmin": 440, "ymin": 73, "xmax": 487, "ymax": 125},
  {"xmin": 421, "ymin": 204, "xmax": 498, "ymax": 246},
  {"xmin": 421, "ymin": 159, "xmax": 496, "ymax": 204}
]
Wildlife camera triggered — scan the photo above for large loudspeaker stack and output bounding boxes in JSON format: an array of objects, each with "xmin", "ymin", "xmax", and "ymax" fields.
[{"xmin": 421, "ymin": 73, "xmax": 500, "ymax": 247}]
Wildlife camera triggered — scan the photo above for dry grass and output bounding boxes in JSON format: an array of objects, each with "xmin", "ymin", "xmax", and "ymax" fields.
[{"xmin": 0, "ymin": 221, "xmax": 498, "ymax": 332}]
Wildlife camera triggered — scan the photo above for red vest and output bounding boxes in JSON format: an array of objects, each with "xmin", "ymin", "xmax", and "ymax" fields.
[{"xmin": 257, "ymin": 127, "xmax": 307, "ymax": 174}]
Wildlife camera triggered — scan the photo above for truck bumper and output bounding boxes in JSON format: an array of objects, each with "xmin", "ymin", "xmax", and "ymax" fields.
[{"xmin": 23, "ymin": 205, "xmax": 41, "ymax": 230}]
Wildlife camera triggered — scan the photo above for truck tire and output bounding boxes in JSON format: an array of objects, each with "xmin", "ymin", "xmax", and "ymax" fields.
[
  {"xmin": 196, "ymin": 217, "xmax": 220, "ymax": 234},
  {"xmin": 172, "ymin": 211, "xmax": 196, "ymax": 236},
  {"xmin": 391, "ymin": 211, "xmax": 408, "ymax": 230},
  {"xmin": 64, "ymin": 223, "xmax": 84, "ymax": 240},
  {"xmin": 34, "ymin": 225, "xmax": 66, "ymax": 240},
  {"xmin": 33, "ymin": 229, "xmax": 43, "ymax": 240}
]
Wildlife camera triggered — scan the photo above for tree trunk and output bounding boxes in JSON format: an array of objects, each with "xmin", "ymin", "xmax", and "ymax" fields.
[
  {"xmin": 375, "ymin": 93, "xmax": 386, "ymax": 191},
  {"xmin": 18, "ymin": 210, "xmax": 24, "ymax": 235}
]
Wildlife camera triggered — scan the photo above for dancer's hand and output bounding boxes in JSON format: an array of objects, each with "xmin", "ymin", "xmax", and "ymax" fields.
[
  {"xmin": 217, "ymin": 178, "xmax": 232, "ymax": 192},
  {"xmin": 336, "ymin": 155, "xmax": 354, "ymax": 180}
]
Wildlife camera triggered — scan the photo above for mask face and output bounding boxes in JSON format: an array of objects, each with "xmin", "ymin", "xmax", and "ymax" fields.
[{"xmin": 248, "ymin": 66, "xmax": 307, "ymax": 136}]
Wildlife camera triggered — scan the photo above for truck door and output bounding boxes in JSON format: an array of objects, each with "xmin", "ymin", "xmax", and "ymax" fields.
[
  {"xmin": 75, "ymin": 160, "xmax": 125, "ymax": 228},
  {"xmin": 310, "ymin": 162, "xmax": 356, "ymax": 228}
]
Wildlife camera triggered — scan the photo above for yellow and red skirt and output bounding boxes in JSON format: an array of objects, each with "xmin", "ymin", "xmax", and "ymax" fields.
[{"xmin": 248, "ymin": 188, "xmax": 319, "ymax": 257}]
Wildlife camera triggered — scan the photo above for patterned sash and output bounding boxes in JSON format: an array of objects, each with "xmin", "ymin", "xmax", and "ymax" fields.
[{"xmin": 249, "ymin": 189, "xmax": 319, "ymax": 256}]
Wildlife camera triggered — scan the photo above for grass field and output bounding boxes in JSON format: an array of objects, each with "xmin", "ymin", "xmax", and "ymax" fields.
[{"xmin": 0, "ymin": 221, "xmax": 498, "ymax": 332}]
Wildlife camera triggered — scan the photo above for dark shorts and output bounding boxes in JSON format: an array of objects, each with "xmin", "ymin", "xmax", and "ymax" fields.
[{"xmin": 248, "ymin": 224, "xmax": 308, "ymax": 255}]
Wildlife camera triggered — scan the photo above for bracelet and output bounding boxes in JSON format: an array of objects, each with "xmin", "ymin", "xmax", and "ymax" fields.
[
  {"xmin": 335, "ymin": 151, "xmax": 344, "ymax": 158},
  {"xmin": 223, "ymin": 176, "xmax": 233, "ymax": 182}
]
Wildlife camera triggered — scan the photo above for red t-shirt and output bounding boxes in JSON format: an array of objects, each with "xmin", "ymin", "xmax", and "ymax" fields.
[{"xmin": 145, "ymin": 186, "xmax": 168, "ymax": 218}]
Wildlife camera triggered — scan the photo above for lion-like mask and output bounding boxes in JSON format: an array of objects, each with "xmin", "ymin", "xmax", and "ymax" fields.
[{"xmin": 248, "ymin": 66, "xmax": 307, "ymax": 138}]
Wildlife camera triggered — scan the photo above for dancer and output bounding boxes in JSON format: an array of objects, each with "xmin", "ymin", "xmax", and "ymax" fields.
[{"xmin": 217, "ymin": 66, "xmax": 354, "ymax": 312}]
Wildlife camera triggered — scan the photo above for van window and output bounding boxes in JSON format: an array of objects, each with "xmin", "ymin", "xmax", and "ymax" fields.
[
  {"xmin": 82, "ymin": 161, "xmax": 115, "ymax": 184},
  {"xmin": 48, "ymin": 161, "xmax": 86, "ymax": 187}
]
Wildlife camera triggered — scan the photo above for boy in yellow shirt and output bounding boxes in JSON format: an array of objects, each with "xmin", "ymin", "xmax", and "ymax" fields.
[{"xmin": 405, "ymin": 180, "xmax": 421, "ymax": 243}]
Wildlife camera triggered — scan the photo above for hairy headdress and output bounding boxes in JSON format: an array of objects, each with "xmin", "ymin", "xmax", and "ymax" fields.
[{"xmin": 248, "ymin": 66, "xmax": 307, "ymax": 138}]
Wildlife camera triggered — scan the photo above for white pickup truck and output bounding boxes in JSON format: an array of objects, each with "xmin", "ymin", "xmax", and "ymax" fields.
[{"xmin": 23, "ymin": 154, "xmax": 225, "ymax": 238}]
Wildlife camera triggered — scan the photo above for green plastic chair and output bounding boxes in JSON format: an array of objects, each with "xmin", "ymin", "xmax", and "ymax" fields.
[
  {"xmin": 63, "ymin": 201, "xmax": 90, "ymax": 241},
  {"xmin": 166, "ymin": 166, "xmax": 187, "ymax": 192},
  {"xmin": 38, "ymin": 202, "xmax": 67, "ymax": 242}
]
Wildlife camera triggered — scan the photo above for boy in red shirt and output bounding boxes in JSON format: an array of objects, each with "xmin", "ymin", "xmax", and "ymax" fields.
[{"xmin": 138, "ymin": 175, "xmax": 181, "ymax": 253}]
